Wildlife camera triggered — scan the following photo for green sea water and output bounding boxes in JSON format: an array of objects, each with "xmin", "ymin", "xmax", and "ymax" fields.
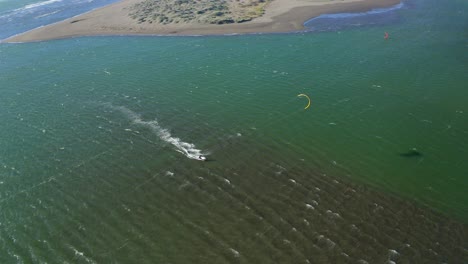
[{"xmin": 1, "ymin": 0, "xmax": 467, "ymax": 262}]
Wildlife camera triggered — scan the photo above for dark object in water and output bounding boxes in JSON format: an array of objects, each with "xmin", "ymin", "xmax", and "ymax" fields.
[{"xmin": 399, "ymin": 148, "xmax": 422, "ymax": 157}]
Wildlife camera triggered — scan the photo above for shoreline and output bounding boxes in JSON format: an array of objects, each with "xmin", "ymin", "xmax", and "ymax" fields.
[{"xmin": 3, "ymin": 0, "xmax": 401, "ymax": 43}]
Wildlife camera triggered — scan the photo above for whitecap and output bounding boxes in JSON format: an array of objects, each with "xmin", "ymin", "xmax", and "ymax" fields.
[
  {"xmin": 229, "ymin": 248, "xmax": 240, "ymax": 257},
  {"xmin": 388, "ymin": 249, "xmax": 399, "ymax": 257}
]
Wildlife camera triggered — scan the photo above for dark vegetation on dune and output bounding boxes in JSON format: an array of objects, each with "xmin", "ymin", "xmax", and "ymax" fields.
[{"xmin": 129, "ymin": 0, "xmax": 270, "ymax": 25}]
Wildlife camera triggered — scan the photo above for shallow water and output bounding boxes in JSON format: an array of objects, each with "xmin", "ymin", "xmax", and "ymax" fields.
[
  {"xmin": 0, "ymin": 0, "xmax": 467, "ymax": 262},
  {"xmin": 0, "ymin": 0, "xmax": 118, "ymax": 40}
]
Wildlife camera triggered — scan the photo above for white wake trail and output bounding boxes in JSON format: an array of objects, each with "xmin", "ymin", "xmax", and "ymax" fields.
[{"xmin": 112, "ymin": 106, "xmax": 205, "ymax": 160}]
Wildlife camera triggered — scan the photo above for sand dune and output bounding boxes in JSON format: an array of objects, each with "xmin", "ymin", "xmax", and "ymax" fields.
[{"xmin": 4, "ymin": 0, "xmax": 401, "ymax": 42}]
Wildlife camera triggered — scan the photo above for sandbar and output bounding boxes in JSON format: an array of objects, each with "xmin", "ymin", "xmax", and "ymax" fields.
[{"xmin": 4, "ymin": 0, "xmax": 401, "ymax": 43}]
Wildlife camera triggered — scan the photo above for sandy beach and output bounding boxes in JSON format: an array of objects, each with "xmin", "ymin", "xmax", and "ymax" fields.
[{"xmin": 4, "ymin": 0, "xmax": 401, "ymax": 42}]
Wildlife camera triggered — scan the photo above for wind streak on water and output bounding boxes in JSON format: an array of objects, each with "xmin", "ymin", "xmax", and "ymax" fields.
[{"xmin": 109, "ymin": 104, "xmax": 206, "ymax": 160}]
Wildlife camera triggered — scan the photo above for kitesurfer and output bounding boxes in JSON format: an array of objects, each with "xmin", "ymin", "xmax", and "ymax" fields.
[{"xmin": 198, "ymin": 155, "xmax": 206, "ymax": 161}]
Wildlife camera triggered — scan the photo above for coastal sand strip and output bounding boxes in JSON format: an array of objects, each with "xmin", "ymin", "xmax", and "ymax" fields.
[{"xmin": 4, "ymin": 0, "xmax": 401, "ymax": 43}]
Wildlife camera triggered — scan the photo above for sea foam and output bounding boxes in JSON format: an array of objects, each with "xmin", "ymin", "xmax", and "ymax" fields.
[{"xmin": 110, "ymin": 105, "xmax": 206, "ymax": 160}]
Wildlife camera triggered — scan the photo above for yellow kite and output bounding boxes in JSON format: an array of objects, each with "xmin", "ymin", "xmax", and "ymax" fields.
[{"xmin": 297, "ymin": 94, "xmax": 311, "ymax": 109}]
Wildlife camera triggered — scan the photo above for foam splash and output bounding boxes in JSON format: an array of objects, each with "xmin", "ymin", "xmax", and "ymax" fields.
[{"xmin": 112, "ymin": 105, "xmax": 205, "ymax": 160}]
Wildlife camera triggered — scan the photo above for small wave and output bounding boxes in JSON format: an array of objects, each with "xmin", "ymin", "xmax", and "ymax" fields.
[
  {"xmin": 34, "ymin": 10, "xmax": 60, "ymax": 19},
  {"xmin": 111, "ymin": 105, "xmax": 206, "ymax": 160},
  {"xmin": 23, "ymin": 0, "xmax": 63, "ymax": 11},
  {"xmin": 0, "ymin": 0, "xmax": 64, "ymax": 19},
  {"xmin": 305, "ymin": 2, "xmax": 404, "ymax": 23}
]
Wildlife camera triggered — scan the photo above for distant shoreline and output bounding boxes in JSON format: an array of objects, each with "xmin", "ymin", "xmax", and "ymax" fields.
[{"xmin": 3, "ymin": 0, "xmax": 401, "ymax": 43}]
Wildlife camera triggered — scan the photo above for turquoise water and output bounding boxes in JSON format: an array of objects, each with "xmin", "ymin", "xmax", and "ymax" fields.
[{"xmin": 1, "ymin": 0, "xmax": 467, "ymax": 262}]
